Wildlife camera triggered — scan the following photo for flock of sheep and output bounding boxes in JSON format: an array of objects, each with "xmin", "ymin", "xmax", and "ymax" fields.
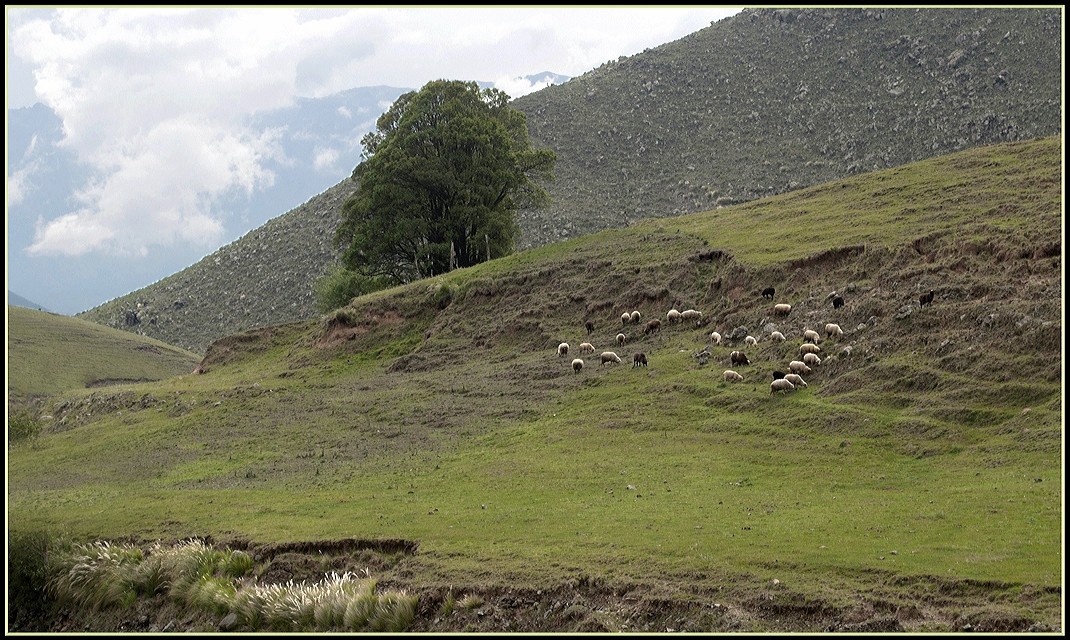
[{"xmin": 556, "ymin": 286, "xmax": 937, "ymax": 395}]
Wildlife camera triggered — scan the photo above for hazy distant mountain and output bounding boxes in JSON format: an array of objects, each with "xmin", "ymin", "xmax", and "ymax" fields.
[
  {"xmin": 8, "ymin": 290, "xmax": 51, "ymax": 313},
  {"xmin": 78, "ymin": 8, "xmax": 1061, "ymax": 353}
]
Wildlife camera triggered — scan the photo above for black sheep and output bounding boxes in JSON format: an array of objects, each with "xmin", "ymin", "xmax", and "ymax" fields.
[
  {"xmin": 762, "ymin": 287, "xmax": 775, "ymax": 299},
  {"xmin": 633, "ymin": 352, "xmax": 648, "ymax": 368},
  {"xmin": 772, "ymin": 370, "xmax": 786, "ymax": 380},
  {"xmin": 730, "ymin": 350, "xmax": 750, "ymax": 366},
  {"xmin": 832, "ymin": 295, "xmax": 845, "ymax": 309},
  {"xmin": 919, "ymin": 289, "xmax": 935, "ymax": 307},
  {"xmin": 585, "ymin": 320, "xmax": 595, "ymax": 335}
]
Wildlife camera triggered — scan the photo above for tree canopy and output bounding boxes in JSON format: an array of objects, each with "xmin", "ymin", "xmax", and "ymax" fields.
[{"xmin": 335, "ymin": 79, "xmax": 556, "ymax": 284}]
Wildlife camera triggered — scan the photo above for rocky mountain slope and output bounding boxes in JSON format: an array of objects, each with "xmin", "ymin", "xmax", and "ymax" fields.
[{"xmin": 77, "ymin": 7, "xmax": 1062, "ymax": 353}]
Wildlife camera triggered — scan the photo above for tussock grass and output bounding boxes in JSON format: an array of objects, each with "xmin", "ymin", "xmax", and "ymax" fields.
[{"xmin": 41, "ymin": 540, "xmax": 418, "ymax": 632}]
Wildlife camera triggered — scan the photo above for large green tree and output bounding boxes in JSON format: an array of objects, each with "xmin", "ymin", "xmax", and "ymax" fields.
[{"xmin": 335, "ymin": 79, "xmax": 556, "ymax": 283}]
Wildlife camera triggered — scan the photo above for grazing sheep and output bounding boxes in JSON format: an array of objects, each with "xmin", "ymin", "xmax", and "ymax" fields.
[
  {"xmin": 789, "ymin": 360, "xmax": 813, "ymax": 375},
  {"xmin": 841, "ymin": 345, "xmax": 853, "ymax": 357},
  {"xmin": 645, "ymin": 319, "xmax": 662, "ymax": 335},
  {"xmin": 832, "ymin": 295, "xmax": 845, "ymax": 309},
  {"xmin": 774, "ymin": 303, "xmax": 792, "ymax": 316},
  {"xmin": 772, "ymin": 370, "xmax": 786, "ymax": 380},
  {"xmin": 802, "ymin": 352, "xmax": 822, "ymax": 366},
  {"xmin": 799, "ymin": 343, "xmax": 822, "ymax": 355},
  {"xmin": 802, "ymin": 329, "xmax": 821, "ymax": 344},
  {"xmin": 616, "ymin": 332, "xmax": 627, "ymax": 347},
  {"xmin": 723, "ymin": 370, "xmax": 744, "ymax": 382},
  {"xmin": 710, "ymin": 331, "xmax": 722, "ymax": 344},
  {"xmin": 600, "ymin": 351, "xmax": 622, "ymax": 366},
  {"xmin": 579, "ymin": 342, "xmax": 595, "ymax": 354},
  {"xmin": 558, "ymin": 342, "xmax": 570, "ymax": 357},
  {"xmin": 784, "ymin": 373, "xmax": 807, "ymax": 388},
  {"xmin": 770, "ymin": 378, "xmax": 796, "ymax": 394},
  {"xmin": 585, "ymin": 320, "xmax": 595, "ymax": 335},
  {"xmin": 572, "ymin": 358, "xmax": 584, "ymax": 373},
  {"xmin": 920, "ymin": 289, "xmax": 936, "ymax": 307},
  {"xmin": 745, "ymin": 335, "xmax": 758, "ymax": 346},
  {"xmin": 630, "ymin": 310, "xmax": 642, "ymax": 324},
  {"xmin": 730, "ymin": 350, "xmax": 750, "ymax": 366},
  {"xmin": 633, "ymin": 352, "xmax": 648, "ymax": 368},
  {"xmin": 681, "ymin": 309, "xmax": 703, "ymax": 322},
  {"xmin": 621, "ymin": 312, "xmax": 631, "ymax": 326},
  {"xmin": 825, "ymin": 323, "xmax": 843, "ymax": 339},
  {"xmin": 667, "ymin": 309, "xmax": 683, "ymax": 324},
  {"xmin": 770, "ymin": 331, "xmax": 786, "ymax": 342},
  {"xmin": 762, "ymin": 287, "xmax": 776, "ymax": 299}
]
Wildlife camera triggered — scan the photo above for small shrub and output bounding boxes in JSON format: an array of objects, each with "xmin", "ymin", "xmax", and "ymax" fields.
[
  {"xmin": 9, "ymin": 409, "xmax": 42, "ymax": 442},
  {"xmin": 430, "ymin": 283, "xmax": 456, "ymax": 310},
  {"xmin": 8, "ymin": 529, "xmax": 66, "ymax": 628},
  {"xmin": 315, "ymin": 267, "xmax": 393, "ymax": 313}
]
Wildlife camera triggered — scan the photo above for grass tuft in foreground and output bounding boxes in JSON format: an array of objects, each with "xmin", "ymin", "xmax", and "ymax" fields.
[{"xmin": 43, "ymin": 539, "xmax": 418, "ymax": 632}]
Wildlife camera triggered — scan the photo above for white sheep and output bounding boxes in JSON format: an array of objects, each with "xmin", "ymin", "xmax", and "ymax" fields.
[
  {"xmin": 799, "ymin": 343, "xmax": 822, "ymax": 355},
  {"xmin": 774, "ymin": 303, "xmax": 792, "ymax": 316},
  {"xmin": 744, "ymin": 335, "xmax": 758, "ymax": 346},
  {"xmin": 616, "ymin": 332, "xmax": 627, "ymax": 347},
  {"xmin": 558, "ymin": 342, "xmax": 570, "ymax": 357},
  {"xmin": 723, "ymin": 370, "xmax": 744, "ymax": 382},
  {"xmin": 784, "ymin": 373, "xmax": 807, "ymax": 388},
  {"xmin": 630, "ymin": 310, "xmax": 642, "ymax": 324},
  {"xmin": 770, "ymin": 378, "xmax": 796, "ymax": 394},
  {"xmin": 710, "ymin": 331, "xmax": 722, "ymax": 344},
  {"xmin": 802, "ymin": 329, "xmax": 821, "ymax": 344},
  {"xmin": 621, "ymin": 312, "xmax": 631, "ymax": 326},
  {"xmin": 578, "ymin": 342, "xmax": 595, "ymax": 354},
  {"xmin": 802, "ymin": 352, "xmax": 822, "ymax": 366},
  {"xmin": 789, "ymin": 360, "xmax": 813, "ymax": 375},
  {"xmin": 825, "ymin": 323, "xmax": 844, "ymax": 339},
  {"xmin": 600, "ymin": 351, "xmax": 622, "ymax": 366},
  {"xmin": 572, "ymin": 358, "xmax": 584, "ymax": 373},
  {"xmin": 681, "ymin": 309, "xmax": 703, "ymax": 322},
  {"xmin": 769, "ymin": 331, "xmax": 786, "ymax": 342},
  {"xmin": 667, "ymin": 309, "xmax": 682, "ymax": 324}
]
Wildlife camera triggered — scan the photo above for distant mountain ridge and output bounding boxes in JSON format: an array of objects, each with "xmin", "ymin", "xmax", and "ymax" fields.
[
  {"xmin": 77, "ymin": 7, "xmax": 1062, "ymax": 353},
  {"xmin": 8, "ymin": 291, "xmax": 50, "ymax": 312}
]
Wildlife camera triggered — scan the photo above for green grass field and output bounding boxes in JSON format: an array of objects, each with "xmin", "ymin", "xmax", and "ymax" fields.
[
  {"xmin": 7, "ymin": 306, "xmax": 201, "ymax": 409},
  {"xmin": 7, "ymin": 137, "xmax": 1063, "ymax": 632}
]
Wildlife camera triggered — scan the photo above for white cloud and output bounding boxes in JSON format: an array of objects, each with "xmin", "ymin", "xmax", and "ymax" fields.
[
  {"xmin": 337, "ymin": 105, "xmax": 352, "ymax": 119},
  {"xmin": 313, "ymin": 147, "xmax": 341, "ymax": 172},
  {"xmin": 6, "ymin": 163, "xmax": 37, "ymax": 208},
  {"xmin": 492, "ymin": 75, "xmax": 557, "ymax": 100},
  {"xmin": 27, "ymin": 118, "xmax": 280, "ymax": 257}
]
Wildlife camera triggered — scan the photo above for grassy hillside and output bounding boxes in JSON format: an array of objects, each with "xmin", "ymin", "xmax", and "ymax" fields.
[
  {"xmin": 9, "ymin": 137, "xmax": 1063, "ymax": 632},
  {"xmin": 6, "ymin": 306, "xmax": 201, "ymax": 412},
  {"xmin": 76, "ymin": 7, "xmax": 1062, "ymax": 355}
]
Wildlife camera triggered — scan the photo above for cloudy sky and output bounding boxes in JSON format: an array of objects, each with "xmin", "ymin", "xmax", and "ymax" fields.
[{"xmin": 6, "ymin": 6, "xmax": 742, "ymax": 314}]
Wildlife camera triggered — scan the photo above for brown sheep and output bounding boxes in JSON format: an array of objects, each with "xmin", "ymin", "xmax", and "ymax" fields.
[{"xmin": 600, "ymin": 352, "xmax": 623, "ymax": 367}]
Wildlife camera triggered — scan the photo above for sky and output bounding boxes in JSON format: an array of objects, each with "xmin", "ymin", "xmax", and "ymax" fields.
[{"xmin": 5, "ymin": 6, "xmax": 743, "ymax": 314}]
